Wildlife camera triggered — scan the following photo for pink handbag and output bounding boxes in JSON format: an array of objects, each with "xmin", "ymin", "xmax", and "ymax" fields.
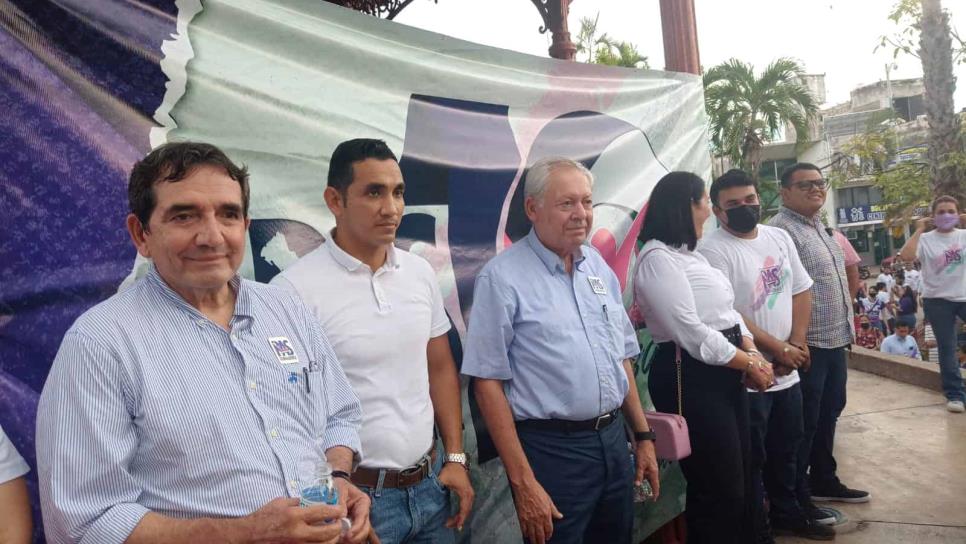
[{"xmin": 645, "ymin": 345, "xmax": 692, "ymax": 461}]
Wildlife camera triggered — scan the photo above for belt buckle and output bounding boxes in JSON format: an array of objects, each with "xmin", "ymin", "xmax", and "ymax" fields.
[
  {"xmin": 399, "ymin": 464, "xmax": 422, "ymax": 477},
  {"xmin": 593, "ymin": 413, "xmax": 611, "ymax": 431}
]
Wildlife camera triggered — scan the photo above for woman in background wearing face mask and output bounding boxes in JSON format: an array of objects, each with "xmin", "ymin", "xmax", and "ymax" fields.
[
  {"xmin": 899, "ymin": 196, "xmax": 966, "ymax": 413},
  {"xmin": 855, "ymin": 314, "xmax": 883, "ymax": 350}
]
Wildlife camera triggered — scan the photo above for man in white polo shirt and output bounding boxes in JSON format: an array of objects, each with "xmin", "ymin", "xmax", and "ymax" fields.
[
  {"xmin": 699, "ymin": 170, "xmax": 833, "ymax": 541},
  {"xmin": 271, "ymin": 138, "xmax": 473, "ymax": 544},
  {"xmin": 0, "ymin": 424, "xmax": 32, "ymax": 544}
]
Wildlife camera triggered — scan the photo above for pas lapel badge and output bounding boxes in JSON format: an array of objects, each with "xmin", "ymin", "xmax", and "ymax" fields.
[
  {"xmin": 588, "ymin": 276, "xmax": 608, "ymax": 295},
  {"xmin": 268, "ymin": 336, "xmax": 300, "ymax": 365}
]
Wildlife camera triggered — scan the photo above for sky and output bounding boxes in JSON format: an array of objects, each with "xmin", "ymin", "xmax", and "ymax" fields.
[{"xmin": 394, "ymin": 0, "xmax": 966, "ymax": 111}]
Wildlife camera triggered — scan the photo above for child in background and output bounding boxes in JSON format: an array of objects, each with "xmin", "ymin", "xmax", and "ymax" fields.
[
  {"xmin": 856, "ymin": 314, "xmax": 884, "ymax": 350},
  {"xmin": 881, "ymin": 321, "xmax": 922, "ymax": 360}
]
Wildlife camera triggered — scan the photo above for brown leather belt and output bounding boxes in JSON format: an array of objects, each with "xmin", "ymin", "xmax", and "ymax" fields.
[{"xmin": 351, "ymin": 448, "xmax": 437, "ymax": 489}]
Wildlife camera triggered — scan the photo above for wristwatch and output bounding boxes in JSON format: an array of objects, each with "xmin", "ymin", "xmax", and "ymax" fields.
[
  {"xmin": 445, "ymin": 452, "xmax": 469, "ymax": 468},
  {"xmin": 634, "ymin": 430, "xmax": 657, "ymax": 442}
]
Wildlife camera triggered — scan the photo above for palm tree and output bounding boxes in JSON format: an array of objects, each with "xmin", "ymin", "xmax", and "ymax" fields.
[
  {"xmin": 575, "ymin": 13, "xmax": 609, "ymax": 63},
  {"xmin": 919, "ymin": 0, "xmax": 964, "ymax": 201},
  {"xmin": 703, "ymin": 58, "xmax": 819, "ymax": 181},
  {"xmin": 594, "ymin": 39, "xmax": 649, "ymax": 69}
]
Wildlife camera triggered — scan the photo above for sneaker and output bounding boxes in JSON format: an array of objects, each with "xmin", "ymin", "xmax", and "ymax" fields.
[
  {"xmin": 772, "ymin": 518, "xmax": 836, "ymax": 541},
  {"xmin": 947, "ymin": 400, "xmax": 965, "ymax": 413},
  {"xmin": 811, "ymin": 483, "xmax": 870, "ymax": 503},
  {"xmin": 806, "ymin": 505, "xmax": 840, "ymax": 526}
]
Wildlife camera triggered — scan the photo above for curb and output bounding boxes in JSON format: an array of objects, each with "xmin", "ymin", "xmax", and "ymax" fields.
[{"xmin": 847, "ymin": 345, "xmax": 965, "ymax": 392}]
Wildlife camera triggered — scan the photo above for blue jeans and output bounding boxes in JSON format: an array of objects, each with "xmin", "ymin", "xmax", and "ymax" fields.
[
  {"xmin": 358, "ymin": 450, "xmax": 454, "ymax": 544},
  {"xmin": 798, "ymin": 346, "xmax": 848, "ymax": 499},
  {"xmin": 749, "ymin": 383, "xmax": 805, "ymax": 535},
  {"xmin": 922, "ymin": 298, "xmax": 966, "ymax": 402},
  {"xmin": 515, "ymin": 414, "xmax": 634, "ymax": 544}
]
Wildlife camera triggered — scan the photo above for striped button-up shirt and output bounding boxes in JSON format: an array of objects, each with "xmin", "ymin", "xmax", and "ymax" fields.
[
  {"xmin": 769, "ymin": 206, "xmax": 854, "ymax": 349},
  {"xmin": 36, "ymin": 266, "xmax": 362, "ymax": 544}
]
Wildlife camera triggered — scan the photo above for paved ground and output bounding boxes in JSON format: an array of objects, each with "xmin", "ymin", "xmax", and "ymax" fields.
[{"xmin": 779, "ymin": 370, "xmax": 966, "ymax": 543}]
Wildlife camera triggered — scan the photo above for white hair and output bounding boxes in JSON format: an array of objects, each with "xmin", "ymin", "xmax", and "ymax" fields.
[{"xmin": 524, "ymin": 157, "xmax": 595, "ymax": 203}]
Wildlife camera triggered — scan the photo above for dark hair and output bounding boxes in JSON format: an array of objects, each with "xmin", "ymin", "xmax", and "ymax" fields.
[
  {"xmin": 327, "ymin": 138, "xmax": 398, "ymax": 195},
  {"xmin": 639, "ymin": 171, "xmax": 706, "ymax": 251},
  {"xmin": 710, "ymin": 169, "xmax": 757, "ymax": 206},
  {"xmin": 779, "ymin": 162, "xmax": 822, "ymax": 187},
  {"xmin": 931, "ymin": 195, "xmax": 960, "ymax": 213},
  {"xmin": 128, "ymin": 142, "xmax": 249, "ymax": 226},
  {"xmin": 875, "ymin": 281, "xmax": 886, "ymax": 290},
  {"xmin": 895, "ymin": 319, "xmax": 912, "ymax": 330}
]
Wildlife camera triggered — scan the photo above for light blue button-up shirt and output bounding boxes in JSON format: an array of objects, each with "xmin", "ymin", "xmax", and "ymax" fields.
[
  {"xmin": 461, "ymin": 229, "xmax": 638, "ymax": 421},
  {"xmin": 36, "ymin": 266, "xmax": 362, "ymax": 544}
]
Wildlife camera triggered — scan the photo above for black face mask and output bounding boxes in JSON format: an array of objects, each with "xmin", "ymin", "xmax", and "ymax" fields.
[
  {"xmin": 724, "ymin": 204, "xmax": 761, "ymax": 233},
  {"xmin": 861, "ymin": 323, "xmax": 870, "ymax": 330}
]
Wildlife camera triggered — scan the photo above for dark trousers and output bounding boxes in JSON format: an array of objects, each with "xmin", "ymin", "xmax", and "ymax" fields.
[
  {"xmin": 649, "ymin": 344, "xmax": 752, "ymax": 544},
  {"xmin": 797, "ymin": 346, "xmax": 847, "ymax": 502},
  {"xmin": 516, "ymin": 413, "xmax": 634, "ymax": 544},
  {"xmin": 922, "ymin": 298, "xmax": 966, "ymax": 402},
  {"xmin": 749, "ymin": 383, "xmax": 805, "ymax": 537}
]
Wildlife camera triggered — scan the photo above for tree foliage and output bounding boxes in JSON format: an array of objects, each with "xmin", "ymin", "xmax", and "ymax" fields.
[
  {"xmin": 828, "ymin": 126, "xmax": 931, "ymax": 225},
  {"xmin": 575, "ymin": 12, "xmax": 648, "ymax": 69},
  {"xmin": 594, "ymin": 39, "xmax": 649, "ymax": 69},
  {"xmin": 878, "ymin": 0, "xmax": 965, "ymax": 63},
  {"xmin": 878, "ymin": 0, "xmax": 966, "ymax": 203},
  {"xmin": 703, "ymin": 58, "xmax": 819, "ymax": 181}
]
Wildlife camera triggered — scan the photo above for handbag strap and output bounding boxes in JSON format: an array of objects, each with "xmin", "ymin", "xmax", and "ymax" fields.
[{"xmin": 675, "ymin": 344, "xmax": 683, "ymax": 416}]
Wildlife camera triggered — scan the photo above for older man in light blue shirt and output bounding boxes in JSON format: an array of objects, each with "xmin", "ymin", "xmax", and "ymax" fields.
[
  {"xmin": 462, "ymin": 157, "xmax": 658, "ymax": 544},
  {"xmin": 36, "ymin": 142, "xmax": 370, "ymax": 544}
]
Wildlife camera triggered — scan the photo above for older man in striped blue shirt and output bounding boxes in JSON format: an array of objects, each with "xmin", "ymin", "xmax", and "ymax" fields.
[{"xmin": 36, "ymin": 142, "xmax": 370, "ymax": 544}]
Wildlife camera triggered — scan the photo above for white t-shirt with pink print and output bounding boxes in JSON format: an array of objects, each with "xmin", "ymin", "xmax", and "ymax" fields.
[{"xmin": 917, "ymin": 228, "xmax": 966, "ymax": 301}]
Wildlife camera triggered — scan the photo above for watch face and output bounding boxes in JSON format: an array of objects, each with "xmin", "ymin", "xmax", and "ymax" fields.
[{"xmin": 446, "ymin": 453, "xmax": 467, "ymax": 465}]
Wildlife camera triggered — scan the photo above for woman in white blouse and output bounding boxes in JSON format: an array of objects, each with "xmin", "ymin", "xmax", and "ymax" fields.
[
  {"xmin": 633, "ymin": 172, "xmax": 773, "ymax": 543},
  {"xmin": 898, "ymin": 195, "xmax": 966, "ymax": 413}
]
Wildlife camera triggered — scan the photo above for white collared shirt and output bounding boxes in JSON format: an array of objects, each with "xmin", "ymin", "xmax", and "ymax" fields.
[
  {"xmin": 0, "ymin": 425, "xmax": 28, "ymax": 485},
  {"xmin": 271, "ymin": 239, "xmax": 451, "ymax": 469},
  {"xmin": 633, "ymin": 239, "xmax": 751, "ymax": 366}
]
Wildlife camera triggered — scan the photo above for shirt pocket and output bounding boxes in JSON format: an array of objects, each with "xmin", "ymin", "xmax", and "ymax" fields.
[{"xmin": 605, "ymin": 304, "xmax": 629, "ymax": 360}]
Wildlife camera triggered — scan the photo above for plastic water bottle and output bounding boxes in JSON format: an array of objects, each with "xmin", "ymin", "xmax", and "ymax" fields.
[
  {"xmin": 629, "ymin": 443, "xmax": 655, "ymax": 503},
  {"xmin": 299, "ymin": 459, "xmax": 339, "ymax": 507},
  {"xmin": 299, "ymin": 455, "xmax": 351, "ymax": 534}
]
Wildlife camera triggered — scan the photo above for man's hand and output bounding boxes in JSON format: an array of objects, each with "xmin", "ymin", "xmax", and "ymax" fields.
[
  {"xmin": 916, "ymin": 216, "xmax": 932, "ymax": 232},
  {"xmin": 437, "ymin": 462, "xmax": 475, "ymax": 531},
  {"xmin": 790, "ymin": 343, "xmax": 811, "ymax": 372},
  {"xmin": 333, "ymin": 478, "xmax": 373, "ymax": 544},
  {"xmin": 774, "ymin": 342, "xmax": 807, "ymax": 370},
  {"xmin": 634, "ymin": 440, "xmax": 660, "ymax": 501},
  {"xmin": 245, "ymin": 497, "xmax": 345, "ymax": 544},
  {"xmin": 510, "ymin": 477, "xmax": 563, "ymax": 544}
]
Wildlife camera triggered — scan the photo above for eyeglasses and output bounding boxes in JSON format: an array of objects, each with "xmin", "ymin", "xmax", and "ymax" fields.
[{"xmin": 788, "ymin": 179, "xmax": 827, "ymax": 191}]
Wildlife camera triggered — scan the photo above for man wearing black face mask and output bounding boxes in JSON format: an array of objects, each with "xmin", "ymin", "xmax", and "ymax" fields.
[{"xmin": 699, "ymin": 170, "xmax": 832, "ymax": 541}]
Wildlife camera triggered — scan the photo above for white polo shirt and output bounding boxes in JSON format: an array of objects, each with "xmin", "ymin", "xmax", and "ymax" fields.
[
  {"xmin": 0, "ymin": 425, "xmax": 29, "ymax": 484},
  {"xmin": 271, "ymin": 238, "xmax": 451, "ymax": 469}
]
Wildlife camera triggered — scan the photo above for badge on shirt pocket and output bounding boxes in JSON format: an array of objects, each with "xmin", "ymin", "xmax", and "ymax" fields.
[
  {"xmin": 268, "ymin": 336, "xmax": 300, "ymax": 365},
  {"xmin": 588, "ymin": 276, "xmax": 608, "ymax": 295}
]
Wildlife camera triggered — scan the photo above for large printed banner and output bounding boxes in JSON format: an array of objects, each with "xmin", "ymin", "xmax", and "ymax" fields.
[{"xmin": 0, "ymin": 0, "xmax": 709, "ymax": 541}]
